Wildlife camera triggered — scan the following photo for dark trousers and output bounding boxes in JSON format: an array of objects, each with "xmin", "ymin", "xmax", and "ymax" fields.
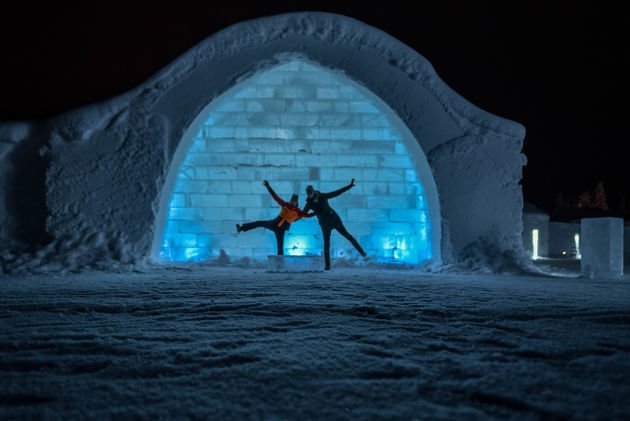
[
  {"xmin": 321, "ymin": 220, "xmax": 365, "ymax": 269},
  {"xmin": 241, "ymin": 218, "xmax": 288, "ymax": 255}
]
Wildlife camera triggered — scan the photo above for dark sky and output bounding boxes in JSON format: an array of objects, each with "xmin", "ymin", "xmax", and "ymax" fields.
[{"xmin": 1, "ymin": 2, "xmax": 627, "ymax": 211}]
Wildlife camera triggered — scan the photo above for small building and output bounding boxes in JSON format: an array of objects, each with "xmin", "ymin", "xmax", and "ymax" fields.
[
  {"xmin": 522, "ymin": 204, "xmax": 627, "ymax": 262},
  {"xmin": 548, "ymin": 221, "xmax": 581, "ymax": 258}
]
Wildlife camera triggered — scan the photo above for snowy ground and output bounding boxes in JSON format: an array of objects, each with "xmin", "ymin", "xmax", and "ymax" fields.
[{"xmin": 1, "ymin": 264, "xmax": 629, "ymax": 420}]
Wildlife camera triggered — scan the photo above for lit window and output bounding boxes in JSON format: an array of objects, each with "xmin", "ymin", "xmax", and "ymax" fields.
[{"xmin": 574, "ymin": 233, "xmax": 581, "ymax": 259}]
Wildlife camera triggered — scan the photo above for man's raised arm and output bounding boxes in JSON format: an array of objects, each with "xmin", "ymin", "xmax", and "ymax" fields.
[{"xmin": 322, "ymin": 179, "xmax": 355, "ymax": 199}]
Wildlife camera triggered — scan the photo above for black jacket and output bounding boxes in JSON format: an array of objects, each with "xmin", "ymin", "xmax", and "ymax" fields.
[{"xmin": 303, "ymin": 183, "xmax": 353, "ymax": 226}]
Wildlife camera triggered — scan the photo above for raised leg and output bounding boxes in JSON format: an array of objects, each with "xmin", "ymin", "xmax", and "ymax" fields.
[
  {"xmin": 335, "ymin": 223, "xmax": 366, "ymax": 256},
  {"xmin": 241, "ymin": 220, "xmax": 274, "ymax": 232}
]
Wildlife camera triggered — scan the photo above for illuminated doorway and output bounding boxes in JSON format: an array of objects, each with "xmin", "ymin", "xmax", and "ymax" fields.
[{"xmin": 154, "ymin": 59, "xmax": 440, "ymax": 265}]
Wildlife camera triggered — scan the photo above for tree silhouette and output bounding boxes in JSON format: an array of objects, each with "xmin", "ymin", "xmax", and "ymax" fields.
[{"xmin": 592, "ymin": 182, "xmax": 609, "ymax": 210}]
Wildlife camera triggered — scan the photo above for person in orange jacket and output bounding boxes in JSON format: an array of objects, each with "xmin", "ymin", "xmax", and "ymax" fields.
[{"xmin": 236, "ymin": 180, "xmax": 313, "ymax": 255}]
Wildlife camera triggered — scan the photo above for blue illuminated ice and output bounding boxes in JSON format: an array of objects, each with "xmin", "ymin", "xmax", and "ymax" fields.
[{"xmin": 159, "ymin": 60, "xmax": 433, "ymax": 265}]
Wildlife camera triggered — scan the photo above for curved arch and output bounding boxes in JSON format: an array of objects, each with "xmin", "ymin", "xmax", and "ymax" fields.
[
  {"xmin": 152, "ymin": 57, "xmax": 441, "ymax": 264},
  {"xmin": 148, "ymin": 12, "xmax": 525, "ymax": 144},
  {"xmin": 41, "ymin": 12, "xmax": 526, "ymax": 266}
]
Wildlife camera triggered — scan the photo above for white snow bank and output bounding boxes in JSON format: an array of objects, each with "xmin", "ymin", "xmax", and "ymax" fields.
[
  {"xmin": 0, "ymin": 227, "xmax": 143, "ymax": 275},
  {"xmin": 1, "ymin": 237, "xmax": 536, "ymax": 276},
  {"xmin": 1, "ymin": 230, "xmax": 540, "ymax": 276}
]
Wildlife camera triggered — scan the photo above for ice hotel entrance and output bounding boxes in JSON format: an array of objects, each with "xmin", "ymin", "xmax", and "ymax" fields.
[
  {"xmin": 154, "ymin": 58, "xmax": 441, "ymax": 265},
  {"xmin": 17, "ymin": 13, "xmax": 525, "ymax": 270}
]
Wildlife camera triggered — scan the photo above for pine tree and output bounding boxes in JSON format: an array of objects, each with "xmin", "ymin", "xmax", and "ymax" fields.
[{"xmin": 592, "ymin": 182, "xmax": 609, "ymax": 210}]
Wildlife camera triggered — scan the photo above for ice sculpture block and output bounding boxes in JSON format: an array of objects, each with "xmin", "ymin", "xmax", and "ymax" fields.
[{"xmin": 581, "ymin": 217, "xmax": 624, "ymax": 279}]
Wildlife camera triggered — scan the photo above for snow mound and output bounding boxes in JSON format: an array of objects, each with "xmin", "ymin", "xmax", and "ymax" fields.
[
  {"xmin": 1, "ymin": 238, "xmax": 539, "ymax": 275},
  {"xmin": 0, "ymin": 227, "xmax": 144, "ymax": 275},
  {"xmin": 455, "ymin": 240, "xmax": 538, "ymax": 275}
]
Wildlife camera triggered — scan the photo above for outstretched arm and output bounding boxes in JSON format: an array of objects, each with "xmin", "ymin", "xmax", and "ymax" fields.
[
  {"xmin": 302, "ymin": 201, "xmax": 315, "ymax": 215},
  {"xmin": 297, "ymin": 208, "xmax": 314, "ymax": 218},
  {"xmin": 263, "ymin": 180, "xmax": 287, "ymax": 207},
  {"xmin": 322, "ymin": 179, "xmax": 355, "ymax": 199}
]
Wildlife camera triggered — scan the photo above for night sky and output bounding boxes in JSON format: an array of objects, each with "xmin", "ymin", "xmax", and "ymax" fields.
[{"xmin": 1, "ymin": 3, "xmax": 627, "ymax": 212}]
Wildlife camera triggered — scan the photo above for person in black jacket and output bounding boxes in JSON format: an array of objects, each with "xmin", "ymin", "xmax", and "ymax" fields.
[{"xmin": 303, "ymin": 179, "xmax": 366, "ymax": 270}]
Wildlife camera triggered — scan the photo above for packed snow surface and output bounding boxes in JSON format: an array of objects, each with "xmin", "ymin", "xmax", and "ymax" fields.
[{"xmin": 1, "ymin": 266, "xmax": 629, "ymax": 420}]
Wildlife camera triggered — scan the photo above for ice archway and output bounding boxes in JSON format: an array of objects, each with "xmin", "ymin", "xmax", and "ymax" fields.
[
  {"xmin": 22, "ymin": 12, "xmax": 526, "ymax": 271},
  {"xmin": 155, "ymin": 59, "xmax": 440, "ymax": 264}
]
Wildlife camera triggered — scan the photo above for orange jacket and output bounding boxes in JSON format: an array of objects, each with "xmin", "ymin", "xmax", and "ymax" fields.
[{"xmin": 268, "ymin": 188, "xmax": 313, "ymax": 227}]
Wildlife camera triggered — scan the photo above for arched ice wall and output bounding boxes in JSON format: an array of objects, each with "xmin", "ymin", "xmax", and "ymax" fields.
[
  {"xmin": 0, "ymin": 12, "xmax": 526, "ymax": 267},
  {"xmin": 155, "ymin": 58, "xmax": 440, "ymax": 264}
]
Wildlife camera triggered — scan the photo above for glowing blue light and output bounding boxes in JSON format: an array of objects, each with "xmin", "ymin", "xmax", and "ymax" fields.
[
  {"xmin": 185, "ymin": 248, "xmax": 201, "ymax": 260},
  {"xmin": 285, "ymin": 235, "xmax": 319, "ymax": 256},
  {"xmin": 286, "ymin": 247, "xmax": 304, "ymax": 256},
  {"xmin": 159, "ymin": 59, "xmax": 434, "ymax": 265}
]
